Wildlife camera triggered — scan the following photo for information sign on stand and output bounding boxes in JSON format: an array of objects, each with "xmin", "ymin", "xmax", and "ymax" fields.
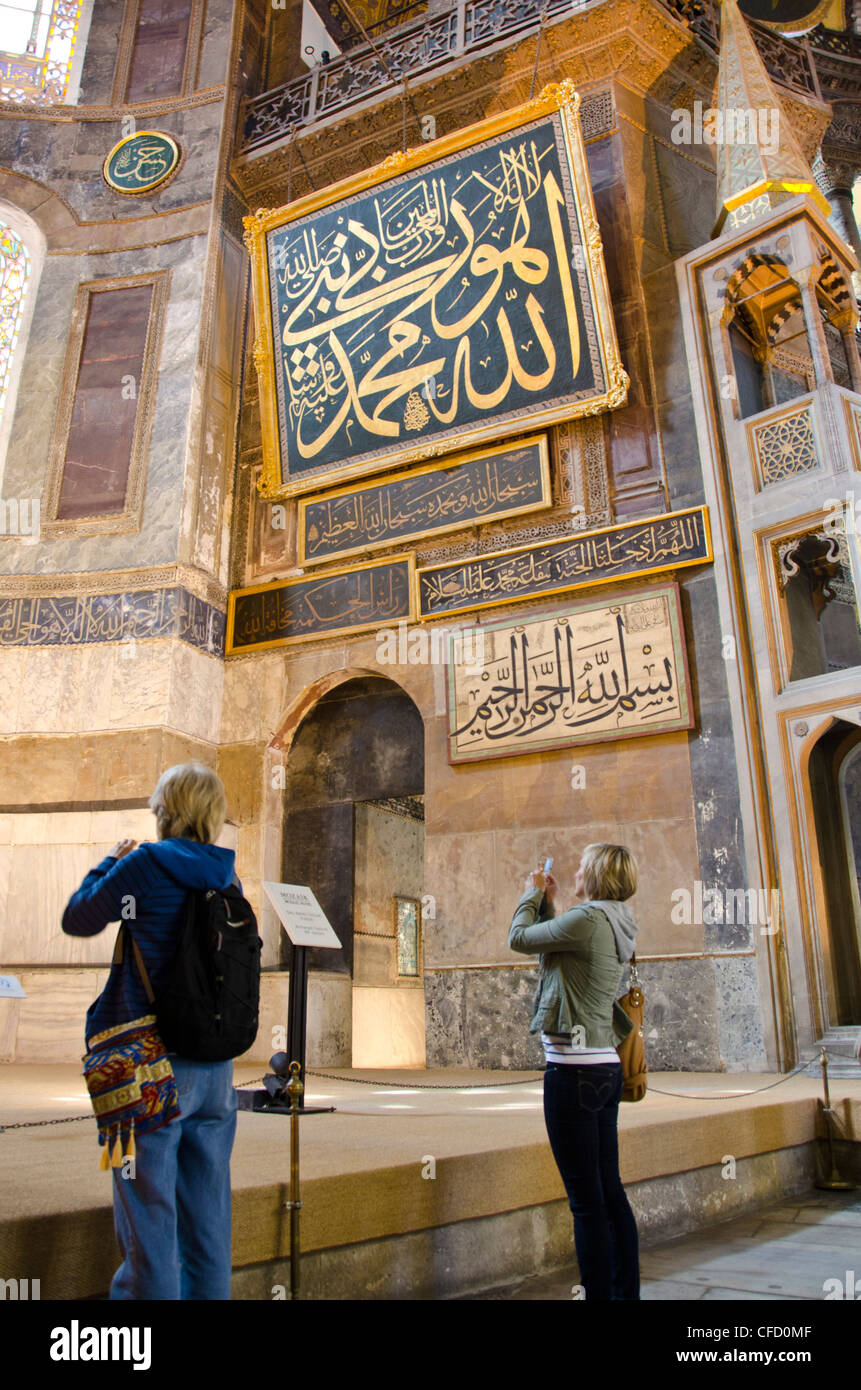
[{"xmin": 262, "ymin": 883, "xmax": 341, "ymax": 1113}]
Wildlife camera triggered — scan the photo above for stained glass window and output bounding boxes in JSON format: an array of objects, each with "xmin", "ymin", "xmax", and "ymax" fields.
[
  {"xmin": 0, "ymin": 223, "xmax": 29, "ymax": 424},
  {"xmin": 0, "ymin": 1, "xmax": 82, "ymax": 104}
]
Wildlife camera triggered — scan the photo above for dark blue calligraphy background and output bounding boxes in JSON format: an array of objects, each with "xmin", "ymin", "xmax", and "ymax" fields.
[
  {"xmin": 267, "ymin": 114, "xmax": 599, "ymax": 479},
  {"xmin": 229, "ymin": 559, "xmax": 412, "ymax": 651}
]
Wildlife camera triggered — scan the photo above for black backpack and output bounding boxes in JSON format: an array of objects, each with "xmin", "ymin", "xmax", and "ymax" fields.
[{"xmin": 122, "ymin": 880, "xmax": 262, "ymax": 1062}]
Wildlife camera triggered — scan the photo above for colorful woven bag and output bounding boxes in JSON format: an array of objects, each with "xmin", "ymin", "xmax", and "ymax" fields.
[{"xmin": 82, "ymin": 928, "xmax": 181, "ymax": 1168}]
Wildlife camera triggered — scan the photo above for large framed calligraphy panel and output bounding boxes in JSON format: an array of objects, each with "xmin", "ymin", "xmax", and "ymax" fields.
[
  {"xmin": 445, "ymin": 582, "xmax": 693, "ymax": 764},
  {"xmin": 226, "ymin": 554, "xmax": 414, "ymax": 654},
  {"xmin": 298, "ymin": 435, "xmax": 551, "ymax": 565},
  {"xmin": 418, "ymin": 507, "xmax": 711, "ymax": 619},
  {"xmin": 243, "ymin": 81, "xmax": 628, "ymax": 498}
]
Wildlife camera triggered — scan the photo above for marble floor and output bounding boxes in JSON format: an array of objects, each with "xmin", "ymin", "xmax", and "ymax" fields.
[{"xmin": 457, "ymin": 1189, "xmax": 861, "ymax": 1299}]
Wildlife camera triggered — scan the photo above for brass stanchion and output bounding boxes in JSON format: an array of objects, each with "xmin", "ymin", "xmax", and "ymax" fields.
[
  {"xmin": 284, "ymin": 1060, "xmax": 304, "ymax": 1298},
  {"xmin": 814, "ymin": 1047, "xmax": 855, "ymax": 1191}
]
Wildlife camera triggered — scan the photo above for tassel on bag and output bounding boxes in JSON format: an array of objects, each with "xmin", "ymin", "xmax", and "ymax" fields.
[
  {"xmin": 99, "ymin": 1142, "xmax": 111, "ymax": 1171},
  {"xmin": 110, "ymin": 1129, "xmax": 124, "ymax": 1167}
]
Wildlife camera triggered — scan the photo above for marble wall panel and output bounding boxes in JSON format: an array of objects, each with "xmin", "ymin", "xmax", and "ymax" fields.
[
  {"xmin": 0, "ymin": 648, "xmax": 25, "ymax": 733},
  {"xmin": 1, "ymin": 238, "xmax": 208, "ymax": 580},
  {"xmin": 714, "ymin": 954, "xmax": 768, "ymax": 1072},
  {"xmin": 76, "ymin": 0, "xmax": 124, "ymax": 105},
  {"xmin": 354, "ymin": 803, "xmax": 423, "ymax": 940},
  {"xmin": 165, "ymin": 642, "xmax": 223, "ymax": 743},
  {"xmin": 220, "ymin": 658, "xmax": 265, "ymax": 745},
  {"xmin": 423, "ymin": 829, "xmax": 498, "ymax": 968},
  {"xmin": 638, "ymin": 956, "xmax": 722, "ymax": 1071},
  {"xmin": 217, "ymin": 742, "xmax": 266, "ymax": 826},
  {"xmin": 2, "ymin": 103, "xmax": 226, "ymax": 228},
  {"xmin": 0, "ymin": 807, "xmax": 156, "ymax": 965},
  {"xmin": 620, "ymin": 816, "xmax": 705, "ymax": 957},
  {"xmin": 426, "ymin": 954, "xmax": 731, "ymax": 1071},
  {"xmin": 11, "ymin": 968, "xmax": 109, "ymax": 1061},
  {"xmin": 424, "ymin": 965, "xmax": 544, "ymax": 1070},
  {"xmin": 352, "ymin": 985, "xmax": 426, "ymax": 1068}
]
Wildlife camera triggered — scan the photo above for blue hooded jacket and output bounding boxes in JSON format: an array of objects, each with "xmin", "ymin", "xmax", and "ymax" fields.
[{"xmin": 62, "ymin": 838, "xmax": 239, "ymax": 1045}]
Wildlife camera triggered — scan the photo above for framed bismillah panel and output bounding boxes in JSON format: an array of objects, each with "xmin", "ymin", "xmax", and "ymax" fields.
[
  {"xmin": 298, "ymin": 434, "xmax": 551, "ymax": 565},
  {"xmin": 445, "ymin": 582, "xmax": 694, "ymax": 764},
  {"xmin": 226, "ymin": 554, "xmax": 415, "ymax": 654},
  {"xmin": 243, "ymin": 80, "xmax": 628, "ymax": 498},
  {"xmin": 418, "ymin": 506, "xmax": 712, "ymax": 619}
]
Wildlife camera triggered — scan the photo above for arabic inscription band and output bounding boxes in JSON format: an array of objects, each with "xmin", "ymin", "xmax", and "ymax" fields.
[
  {"xmin": 226, "ymin": 555, "xmax": 415, "ymax": 655},
  {"xmin": 418, "ymin": 506, "xmax": 712, "ymax": 619},
  {"xmin": 445, "ymin": 581, "xmax": 694, "ymax": 764},
  {"xmin": 244, "ymin": 82, "xmax": 628, "ymax": 498},
  {"xmin": 298, "ymin": 435, "xmax": 550, "ymax": 565}
]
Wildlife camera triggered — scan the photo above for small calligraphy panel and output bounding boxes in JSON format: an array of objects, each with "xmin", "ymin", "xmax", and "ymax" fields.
[
  {"xmin": 446, "ymin": 582, "xmax": 693, "ymax": 763},
  {"xmin": 226, "ymin": 554, "xmax": 414, "ymax": 654},
  {"xmin": 419, "ymin": 507, "xmax": 711, "ymax": 619},
  {"xmin": 245, "ymin": 84, "xmax": 628, "ymax": 496},
  {"xmin": 299, "ymin": 435, "xmax": 550, "ymax": 565}
]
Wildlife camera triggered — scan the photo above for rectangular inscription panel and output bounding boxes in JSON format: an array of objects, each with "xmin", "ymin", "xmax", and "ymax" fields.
[
  {"xmin": 299, "ymin": 435, "xmax": 551, "ymax": 565},
  {"xmin": 446, "ymin": 582, "xmax": 693, "ymax": 764},
  {"xmin": 244, "ymin": 84, "xmax": 627, "ymax": 497},
  {"xmin": 419, "ymin": 507, "xmax": 711, "ymax": 619},
  {"xmin": 227, "ymin": 555, "xmax": 414, "ymax": 654}
]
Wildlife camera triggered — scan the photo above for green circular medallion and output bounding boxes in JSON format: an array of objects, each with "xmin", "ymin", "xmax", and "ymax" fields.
[{"xmin": 103, "ymin": 131, "xmax": 181, "ymax": 196}]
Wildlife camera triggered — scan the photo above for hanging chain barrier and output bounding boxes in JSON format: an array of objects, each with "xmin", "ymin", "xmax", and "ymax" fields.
[{"xmin": 3, "ymin": 1054, "xmax": 845, "ymax": 1132}]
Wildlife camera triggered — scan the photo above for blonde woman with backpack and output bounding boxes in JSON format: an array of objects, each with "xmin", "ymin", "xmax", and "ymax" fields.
[{"xmin": 63, "ymin": 762, "xmax": 243, "ymax": 1300}]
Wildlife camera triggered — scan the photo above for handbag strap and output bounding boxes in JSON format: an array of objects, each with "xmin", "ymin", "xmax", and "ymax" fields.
[
  {"xmin": 628, "ymin": 950, "xmax": 642, "ymax": 989},
  {"xmin": 113, "ymin": 923, "xmax": 156, "ymax": 1004}
]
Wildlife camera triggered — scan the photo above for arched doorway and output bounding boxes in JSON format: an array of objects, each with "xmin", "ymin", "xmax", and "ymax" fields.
[
  {"xmin": 282, "ymin": 675, "xmax": 426, "ymax": 1067},
  {"xmin": 809, "ymin": 719, "xmax": 861, "ymax": 1027}
]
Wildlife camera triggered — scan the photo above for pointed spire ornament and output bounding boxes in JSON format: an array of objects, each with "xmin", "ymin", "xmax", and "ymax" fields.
[{"xmin": 713, "ymin": 0, "xmax": 830, "ymax": 235}]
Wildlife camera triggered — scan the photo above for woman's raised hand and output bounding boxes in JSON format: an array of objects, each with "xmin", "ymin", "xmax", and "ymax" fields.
[{"xmin": 109, "ymin": 838, "xmax": 137, "ymax": 859}]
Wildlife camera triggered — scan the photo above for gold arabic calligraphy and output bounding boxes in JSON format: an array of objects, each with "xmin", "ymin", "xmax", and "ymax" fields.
[{"xmin": 271, "ymin": 128, "xmax": 584, "ymax": 466}]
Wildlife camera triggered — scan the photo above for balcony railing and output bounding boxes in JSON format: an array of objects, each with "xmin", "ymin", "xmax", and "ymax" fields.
[{"xmin": 239, "ymin": 0, "xmax": 861, "ymax": 156}]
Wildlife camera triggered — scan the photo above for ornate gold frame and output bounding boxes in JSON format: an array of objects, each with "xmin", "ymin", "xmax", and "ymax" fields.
[
  {"xmin": 297, "ymin": 433, "xmax": 552, "ymax": 567},
  {"xmin": 41, "ymin": 270, "xmax": 171, "ymax": 539},
  {"xmin": 102, "ymin": 130, "xmax": 184, "ymax": 197},
  {"xmin": 226, "ymin": 551, "xmax": 417, "ymax": 655},
  {"xmin": 414, "ymin": 505, "xmax": 713, "ymax": 621},
  {"xmin": 243, "ymin": 80, "xmax": 629, "ymax": 500}
]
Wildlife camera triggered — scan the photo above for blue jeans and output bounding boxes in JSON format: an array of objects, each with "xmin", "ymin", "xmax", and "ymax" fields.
[
  {"xmin": 110, "ymin": 1057, "xmax": 237, "ymax": 1300},
  {"xmin": 543, "ymin": 1062, "xmax": 640, "ymax": 1300}
]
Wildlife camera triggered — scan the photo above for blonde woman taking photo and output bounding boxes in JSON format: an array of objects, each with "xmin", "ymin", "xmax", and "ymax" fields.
[{"xmin": 509, "ymin": 842, "xmax": 641, "ymax": 1300}]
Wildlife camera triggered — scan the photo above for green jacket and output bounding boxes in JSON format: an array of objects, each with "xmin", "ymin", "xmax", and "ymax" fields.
[{"xmin": 508, "ymin": 888, "xmax": 637, "ymax": 1047}]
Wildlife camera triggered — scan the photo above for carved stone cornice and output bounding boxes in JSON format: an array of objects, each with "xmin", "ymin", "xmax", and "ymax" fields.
[
  {"xmin": 0, "ymin": 564, "xmax": 227, "ymax": 608},
  {"xmin": 0, "ymin": 85, "xmax": 227, "ymax": 123}
]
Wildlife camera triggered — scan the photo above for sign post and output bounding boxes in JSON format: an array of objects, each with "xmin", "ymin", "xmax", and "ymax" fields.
[{"xmin": 263, "ymin": 882, "xmax": 341, "ymax": 1112}]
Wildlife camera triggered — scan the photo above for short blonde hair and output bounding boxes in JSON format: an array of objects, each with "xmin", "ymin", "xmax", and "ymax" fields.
[
  {"xmin": 581, "ymin": 843, "xmax": 637, "ymax": 901},
  {"xmin": 149, "ymin": 762, "xmax": 227, "ymax": 844}
]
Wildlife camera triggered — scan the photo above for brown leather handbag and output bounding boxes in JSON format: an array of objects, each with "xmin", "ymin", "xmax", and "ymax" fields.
[{"xmin": 616, "ymin": 954, "xmax": 647, "ymax": 1102}]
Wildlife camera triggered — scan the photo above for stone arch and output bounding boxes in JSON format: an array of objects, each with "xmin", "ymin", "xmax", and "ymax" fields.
[
  {"xmin": 277, "ymin": 670, "xmax": 427, "ymax": 1066},
  {"xmin": 798, "ymin": 713, "xmax": 861, "ymax": 1030}
]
